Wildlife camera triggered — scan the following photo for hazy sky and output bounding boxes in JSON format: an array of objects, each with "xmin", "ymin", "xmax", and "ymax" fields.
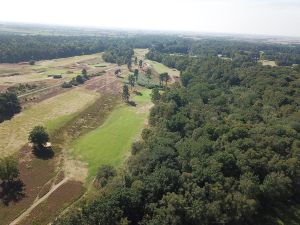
[{"xmin": 1, "ymin": 0, "xmax": 300, "ymax": 36}]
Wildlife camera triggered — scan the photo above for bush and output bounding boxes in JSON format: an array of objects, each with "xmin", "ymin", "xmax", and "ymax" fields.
[
  {"xmin": 61, "ymin": 82, "xmax": 72, "ymax": 88},
  {"xmin": 95, "ymin": 165, "xmax": 116, "ymax": 187}
]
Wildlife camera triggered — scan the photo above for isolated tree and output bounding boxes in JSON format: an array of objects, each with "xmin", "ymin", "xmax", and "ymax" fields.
[
  {"xmin": 0, "ymin": 156, "xmax": 19, "ymax": 183},
  {"xmin": 151, "ymin": 88, "xmax": 161, "ymax": 103},
  {"xmin": 127, "ymin": 60, "xmax": 132, "ymax": 71},
  {"xmin": 146, "ymin": 68, "xmax": 152, "ymax": 83},
  {"xmin": 29, "ymin": 60, "xmax": 35, "ymax": 65},
  {"xmin": 115, "ymin": 69, "xmax": 121, "ymax": 77},
  {"xmin": 82, "ymin": 68, "xmax": 87, "ymax": 76},
  {"xmin": 134, "ymin": 69, "xmax": 139, "ymax": 81},
  {"xmin": 128, "ymin": 74, "xmax": 136, "ymax": 90},
  {"xmin": 122, "ymin": 84, "xmax": 130, "ymax": 102},
  {"xmin": 159, "ymin": 73, "xmax": 164, "ymax": 86},
  {"xmin": 28, "ymin": 126, "xmax": 49, "ymax": 148},
  {"xmin": 139, "ymin": 60, "xmax": 143, "ymax": 68},
  {"xmin": 159, "ymin": 72, "xmax": 170, "ymax": 86},
  {"xmin": 164, "ymin": 73, "xmax": 170, "ymax": 86},
  {"xmin": 134, "ymin": 57, "xmax": 138, "ymax": 65}
]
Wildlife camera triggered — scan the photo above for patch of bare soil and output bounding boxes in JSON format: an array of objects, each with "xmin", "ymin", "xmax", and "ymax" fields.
[
  {"xmin": 0, "ymin": 85, "xmax": 8, "ymax": 92},
  {"xmin": 0, "ymin": 145, "xmax": 58, "ymax": 225},
  {"xmin": 85, "ymin": 72, "xmax": 122, "ymax": 95},
  {"xmin": 21, "ymin": 85, "xmax": 70, "ymax": 109},
  {"xmin": 18, "ymin": 181, "xmax": 84, "ymax": 225}
]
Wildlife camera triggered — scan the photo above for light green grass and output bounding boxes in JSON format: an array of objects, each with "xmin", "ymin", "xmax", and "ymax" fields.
[
  {"xmin": 72, "ymin": 104, "xmax": 149, "ymax": 178},
  {"xmin": 145, "ymin": 59, "xmax": 180, "ymax": 77},
  {"xmin": 46, "ymin": 114, "xmax": 76, "ymax": 134},
  {"xmin": 134, "ymin": 89, "xmax": 152, "ymax": 103}
]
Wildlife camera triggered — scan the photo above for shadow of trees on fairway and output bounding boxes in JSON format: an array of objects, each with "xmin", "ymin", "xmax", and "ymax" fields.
[
  {"xmin": 0, "ymin": 179, "xmax": 25, "ymax": 206},
  {"xmin": 32, "ymin": 146, "xmax": 54, "ymax": 160},
  {"xmin": 128, "ymin": 101, "xmax": 137, "ymax": 107}
]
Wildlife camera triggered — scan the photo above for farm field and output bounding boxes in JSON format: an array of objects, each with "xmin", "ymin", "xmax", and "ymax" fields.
[{"xmin": 71, "ymin": 89, "xmax": 152, "ymax": 179}]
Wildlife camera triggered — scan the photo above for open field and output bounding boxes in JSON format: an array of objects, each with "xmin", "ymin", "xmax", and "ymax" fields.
[
  {"xmin": 134, "ymin": 48, "xmax": 149, "ymax": 59},
  {"xmin": 259, "ymin": 60, "xmax": 277, "ymax": 67},
  {"xmin": 0, "ymin": 50, "xmax": 152, "ymax": 225},
  {"xmin": 145, "ymin": 60, "xmax": 180, "ymax": 78},
  {"xmin": 0, "ymin": 87, "xmax": 99, "ymax": 157},
  {"xmin": 71, "ymin": 89, "xmax": 152, "ymax": 179},
  {"xmin": 134, "ymin": 48, "xmax": 180, "ymax": 82},
  {"xmin": 0, "ymin": 52, "xmax": 112, "ymax": 91}
]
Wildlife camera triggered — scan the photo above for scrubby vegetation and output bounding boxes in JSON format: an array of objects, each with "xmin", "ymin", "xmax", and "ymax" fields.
[{"xmin": 54, "ymin": 40, "xmax": 300, "ymax": 225}]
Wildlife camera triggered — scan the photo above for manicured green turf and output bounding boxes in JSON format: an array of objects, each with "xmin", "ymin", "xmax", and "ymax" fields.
[
  {"xmin": 133, "ymin": 89, "xmax": 152, "ymax": 103},
  {"xmin": 71, "ymin": 104, "xmax": 149, "ymax": 178},
  {"xmin": 146, "ymin": 59, "xmax": 180, "ymax": 77},
  {"xmin": 46, "ymin": 114, "xmax": 75, "ymax": 134}
]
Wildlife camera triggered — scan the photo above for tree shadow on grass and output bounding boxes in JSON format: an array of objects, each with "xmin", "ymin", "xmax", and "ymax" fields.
[
  {"xmin": 127, "ymin": 101, "xmax": 137, "ymax": 107},
  {"xmin": 32, "ymin": 146, "xmax": 54, "ymax": 160},
  {"xmin": 0, "ymin": 179, "xmax": 25, "ymax": 206}
]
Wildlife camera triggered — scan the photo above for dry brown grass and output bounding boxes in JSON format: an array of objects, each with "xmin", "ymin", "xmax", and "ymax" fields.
[{"xmin": 0, "ymin": 87, "xmax": 99, "ymax": 157}]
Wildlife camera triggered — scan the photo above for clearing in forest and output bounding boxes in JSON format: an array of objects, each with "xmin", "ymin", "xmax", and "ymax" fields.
[
  {"xmin": 71, "ymin": 89, "xmax": 152, "ymax": 179},
  {"xmin": 259, "ymin": 60, "xmax": 277, "ymax": 67}
]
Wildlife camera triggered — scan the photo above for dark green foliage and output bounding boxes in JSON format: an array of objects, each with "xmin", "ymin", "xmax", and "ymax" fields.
[
  {"xmin": 159, "ymin": 72, "xmax": 170, "ymax": 86},
  {"xmin": 52, "ymin": 75, "xmax": 62, "ymax": 79},
  {"xmin": 0, "ymin": 92, "xmax": 21, "ymax": 122},
  {"xmin": 122, "ymin": 84, "xmax": 130, "ymax": 102},
  {"xmin": 75, "ymin": 75, "xmax": 84, "ymax": 84},
  {"xmin": 0, "ymin": 156, "xmax": 19, "ymax": 182},
  {"xmin": 96, "ymin": 165, "xmax": 116, "ymax": 187},
  {"xmin": 139, "ymin": 59, "xmax": 143, "ymax": 68},
  {"xmin": 128, "ymin": 74, "xmax": 136, "ymax": 89},
  {"xmin": 151, "ymin": 88, "xmax": 161, "ymax": 103},
  {"xmin": 54, "ymin": 37, "xmax": 300, "ymax": 225},
  {"xmin": 28, "ymin": 126, "xmax": 49, "ymax": 147},
  {"xmin": 134, "ymin": 69, "xmax": 139, "ymax": 81},
  {"xmin": 81, "ymin": 68, "xmax": 87, "ymax": 76},
  {"xmin": 102, "ymin": 45, "xmax": 134, "ymax": 65},
  {"xmin": 61, "ymin": 82, "xmax": 72, "ymax": 88}
]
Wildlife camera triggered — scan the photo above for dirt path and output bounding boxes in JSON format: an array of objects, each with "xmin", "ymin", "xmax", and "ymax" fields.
[
  {"xmin": 18, "ymin": 82, "xmax": 64, "ymax": 98},
  {"xmin": 9, "ymin": 178, "xmax": 68, "ymax": 225}
]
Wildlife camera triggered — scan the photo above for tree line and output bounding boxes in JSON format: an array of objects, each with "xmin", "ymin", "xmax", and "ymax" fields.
[{"xmin": 0, "ymin": 92, "xmax": 21, "ymax": 122}]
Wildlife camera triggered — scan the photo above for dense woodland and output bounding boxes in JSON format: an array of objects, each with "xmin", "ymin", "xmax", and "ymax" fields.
[
  {"xmin": 53, "ymin": 38, "xmax": 300, "ymax": 225},
  {"xmin": 0, "ymin": 92, "xmax": 21, "ymax": 122},
  {"xmin": 1, "ymin": 33, "xmax": 300, "ymax": 66},
  {"xmin": 102, "ymin": 44, "xmax": 134, "ymax": 65}
]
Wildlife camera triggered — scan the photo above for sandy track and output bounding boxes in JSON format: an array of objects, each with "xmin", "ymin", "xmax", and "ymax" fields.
[{"xmin": 9, "ymin": 178, "xmax": 68, "ymax": 225}]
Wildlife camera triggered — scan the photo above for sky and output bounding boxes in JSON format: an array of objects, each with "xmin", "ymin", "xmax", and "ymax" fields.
[{"xmin": 1, "ymin": 0, "xmax": 300, "ymax": 37}]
